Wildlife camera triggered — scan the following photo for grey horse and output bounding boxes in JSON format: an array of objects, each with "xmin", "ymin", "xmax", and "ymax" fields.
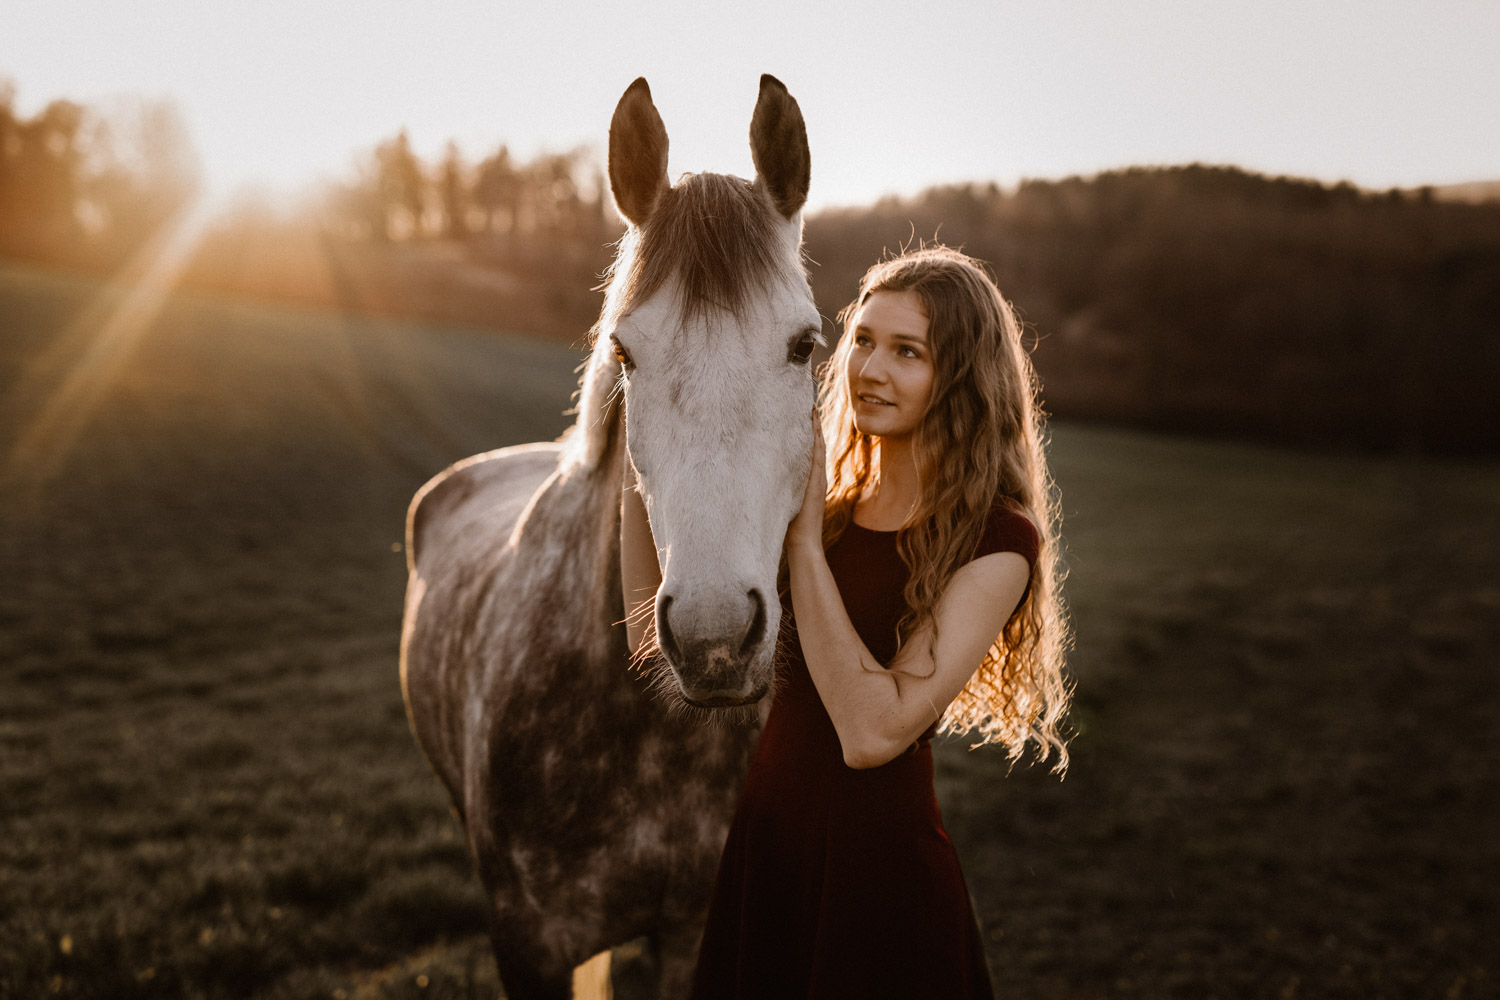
[{"xmin": 400, "ymin": 75, "xmax": 818, "ymax": 998}]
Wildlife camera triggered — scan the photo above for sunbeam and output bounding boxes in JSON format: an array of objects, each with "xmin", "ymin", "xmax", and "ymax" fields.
[{"xmin": 2, "ymin": 193, "xmax": 215, "ymax": 506}]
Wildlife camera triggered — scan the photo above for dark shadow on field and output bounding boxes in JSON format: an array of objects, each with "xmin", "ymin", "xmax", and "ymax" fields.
[
  {"xmin": 0, "ymin": 261, "xmax": 1495, "ymax": 998},
  {"xmin": 940, "ymin": 431, "xmax": 1499, "ymax": 999}
]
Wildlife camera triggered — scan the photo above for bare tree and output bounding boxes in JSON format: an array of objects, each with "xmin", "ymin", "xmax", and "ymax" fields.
[
  {"xmin": 473, "ymin": 145, "xmax": 521, "ymax": 234},
  {"xmin": 375, "ymin": 129, "xmax": 423, "ymax": 239},
  {"xmin": 438, "ymin": 140, "xmax": 468, "ymax": 240}
]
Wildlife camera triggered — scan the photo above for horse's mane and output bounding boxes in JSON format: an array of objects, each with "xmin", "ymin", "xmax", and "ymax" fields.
[{"xmin": 561, "ymin": 172, "xmax": 796, "ymax": 473}]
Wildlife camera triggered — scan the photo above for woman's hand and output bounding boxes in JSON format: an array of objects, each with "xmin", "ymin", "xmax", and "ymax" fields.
[
  {"xmin": 620, "ymin": 452, "xmax": 662, "ymax": 654},
  {"xmin": 787, "ymin": 407, "xmax": 826, "ymax": 551}
]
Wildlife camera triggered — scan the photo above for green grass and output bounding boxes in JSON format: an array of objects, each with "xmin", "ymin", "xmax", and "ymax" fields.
[{"xmin": 1, "ymin": 260, "xmax": 1496, "ymax": 998}]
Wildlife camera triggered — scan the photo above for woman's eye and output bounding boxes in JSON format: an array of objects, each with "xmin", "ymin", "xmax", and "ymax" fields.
[{"xmin": 790, "ymin": 334, "xmax": 817, "ymax": 364}]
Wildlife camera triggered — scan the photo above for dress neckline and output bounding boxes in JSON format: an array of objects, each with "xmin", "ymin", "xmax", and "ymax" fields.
[{"xmin": 848, "ymin": 519, "xmax": 899, "ymax": 535}]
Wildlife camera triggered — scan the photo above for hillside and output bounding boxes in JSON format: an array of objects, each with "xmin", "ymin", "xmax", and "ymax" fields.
[
  {"xmin": 1432, "ymin": 179, "xmax": 1500, "ymax": 204},
  {"xmin": 804, "ymin": 165, "xmax": 1500, "ymax": 454},
  {"xmin": 181, "ymin": 164, "xmax": 1500, "ymax": 455},
  {"xmin": 7, "ymin": 159, "xmax": 1497, "ymax": 454}
]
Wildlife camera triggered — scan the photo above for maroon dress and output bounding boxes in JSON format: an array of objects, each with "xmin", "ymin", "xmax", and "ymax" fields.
[{"xmin": 690, "ymin": 504, "xmax": 1039, "ymax": 999}]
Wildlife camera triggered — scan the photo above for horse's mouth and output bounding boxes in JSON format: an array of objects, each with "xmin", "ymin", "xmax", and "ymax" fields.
[{"xmin": 682, "ymin": 684, "xmax": 769, "ymax": 709}]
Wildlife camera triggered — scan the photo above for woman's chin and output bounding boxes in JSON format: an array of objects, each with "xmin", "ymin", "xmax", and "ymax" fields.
[{"xmin": 853, "ymin": 414, "xmax": 915, "ymax": 439}]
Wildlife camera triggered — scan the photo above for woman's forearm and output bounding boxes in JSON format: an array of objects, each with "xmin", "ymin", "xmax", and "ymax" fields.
[
  {"xmin": 620, "ymin": 462, "xmax": 662, "ymax": 654},
  {"xmin": 787, "ymin": 536, "xmax": 915, "ymax": 768},
  {"xmin": 790, "ymin": 531, "xmax": 1030, "ymax": 768}
]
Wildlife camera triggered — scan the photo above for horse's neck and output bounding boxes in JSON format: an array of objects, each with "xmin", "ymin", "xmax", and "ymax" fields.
[{"xmin": 529, "ymin": 416, "xmax": 628, "ymax": 659}]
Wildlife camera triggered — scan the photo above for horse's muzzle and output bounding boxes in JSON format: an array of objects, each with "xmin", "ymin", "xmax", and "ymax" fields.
[{"xmin": 656, "ymin": 588, "xmax": 773, "ymax": 708}]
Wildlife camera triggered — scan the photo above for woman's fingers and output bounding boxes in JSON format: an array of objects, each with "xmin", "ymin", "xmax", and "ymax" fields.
[{"xmin": 788, "ymin": 407, "xmax": 827, "ymax": 542}]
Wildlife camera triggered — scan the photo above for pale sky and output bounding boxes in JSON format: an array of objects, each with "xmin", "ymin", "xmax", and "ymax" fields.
[{"xmin": 4, "ymin": 0, "xmax": 1498, "ymax": 210}]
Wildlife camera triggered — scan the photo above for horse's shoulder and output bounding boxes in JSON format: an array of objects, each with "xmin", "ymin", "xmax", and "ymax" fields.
[{"xmin": 407, "ymin": 443, "xmax": 562, "ymax": 571}]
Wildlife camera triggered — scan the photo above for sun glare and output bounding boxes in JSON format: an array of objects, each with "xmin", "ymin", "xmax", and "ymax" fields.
[{"xmin": 3, "ymin": 193, "xmax": 215, "ymax": 504}]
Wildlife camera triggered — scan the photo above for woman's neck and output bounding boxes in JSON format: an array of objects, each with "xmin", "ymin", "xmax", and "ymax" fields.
[{"xmin": 855, "ymin": 435, "xmax": 923, "ymax": 530}]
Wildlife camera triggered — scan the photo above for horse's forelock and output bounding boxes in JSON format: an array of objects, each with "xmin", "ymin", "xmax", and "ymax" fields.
[
  {"xmin": 617, "ymin": 172, "xmax": 796, "ymax": 327},
  {"xmin": 565, "ymin": 172, "xmax": 798, "ymax": 474}
]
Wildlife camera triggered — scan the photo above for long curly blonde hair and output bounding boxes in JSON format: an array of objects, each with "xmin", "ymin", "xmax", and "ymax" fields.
[{"xmin": 820, "ymin": 245, "xmax": 1072, "ymax": 770}]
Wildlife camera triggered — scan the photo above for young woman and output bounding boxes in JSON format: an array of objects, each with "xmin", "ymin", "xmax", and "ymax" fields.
[{"xmin": 629, "ymin": 245, "xmax": 1071, "ymax": 998}]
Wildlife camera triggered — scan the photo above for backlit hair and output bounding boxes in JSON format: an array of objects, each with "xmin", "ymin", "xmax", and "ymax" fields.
[{"xmin": 820, "ymin": 245, "xmax": 1072, "ymax": 770}]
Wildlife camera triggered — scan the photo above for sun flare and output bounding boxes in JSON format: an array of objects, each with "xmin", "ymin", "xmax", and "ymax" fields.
[{"xmin": 3, "ymin": 194, "xmax": 215, "ymax": 502}]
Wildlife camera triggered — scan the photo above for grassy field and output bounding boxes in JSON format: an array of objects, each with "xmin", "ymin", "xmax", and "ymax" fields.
[{"xmin": 1, "ymin": 260, "xmax": 1496, "ymax": 999}]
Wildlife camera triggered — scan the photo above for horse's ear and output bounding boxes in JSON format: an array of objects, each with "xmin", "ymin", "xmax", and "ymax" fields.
[
  {"xmin": 609, "ymin": 77, "xmax": 670, "ymax": 227},
  {"xmin": 749, "ymin": 74, "xmax": 810, "ymax": 220}
]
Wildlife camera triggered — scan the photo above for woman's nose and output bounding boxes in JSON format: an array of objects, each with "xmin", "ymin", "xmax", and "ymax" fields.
[{"xmin": 858, "ymin": 351, "xmax": 887, "ymax": 382}]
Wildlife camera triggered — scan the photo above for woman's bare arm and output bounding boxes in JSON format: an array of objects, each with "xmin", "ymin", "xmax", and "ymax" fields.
[
  {"xmin": 620, "ymin": 458, "xmax": 662, "ymax": 654},
  {"xmin": 787, "ymin": 422, "xmax": 1029, "ymax": 769}
]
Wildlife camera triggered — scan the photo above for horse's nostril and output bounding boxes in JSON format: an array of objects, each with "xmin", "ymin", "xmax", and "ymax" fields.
[
  {"xmin": 656, "ymin": 595, "xmax": 681, "ymax": 662},
  {"xmin": 738, "ymin": 588, "xmax": 767, "ymax": 657}
]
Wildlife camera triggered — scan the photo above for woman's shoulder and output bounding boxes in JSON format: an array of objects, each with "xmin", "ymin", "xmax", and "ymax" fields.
[{"xmin": 972, "ymin": 497, "xmax": 1040, "ymax": 566}]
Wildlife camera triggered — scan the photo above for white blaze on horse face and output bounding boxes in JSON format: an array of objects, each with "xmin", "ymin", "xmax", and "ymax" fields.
[{"xmin": 615, "ymin": 222, "xmax": 818, "ymax": 705}]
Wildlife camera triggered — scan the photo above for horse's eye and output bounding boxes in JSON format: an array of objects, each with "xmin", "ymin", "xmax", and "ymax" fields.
[
  {"xmin": 611, "ymin": 339, "xmax": 634, "ymax": 370},
  {"xmin": 789, "ymin": 332, "xmax": 818, "ymax": 364}
]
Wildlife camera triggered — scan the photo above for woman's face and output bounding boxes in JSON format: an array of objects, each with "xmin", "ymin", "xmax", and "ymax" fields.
[{"xmin": 844, "ymin": 288, "xmax": 934, "ymax": 440}]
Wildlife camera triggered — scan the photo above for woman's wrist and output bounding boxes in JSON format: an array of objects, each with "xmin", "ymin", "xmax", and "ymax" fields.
[{"xmin": 787, "ymin": 528, "xmax": 825, "ymax": 562}]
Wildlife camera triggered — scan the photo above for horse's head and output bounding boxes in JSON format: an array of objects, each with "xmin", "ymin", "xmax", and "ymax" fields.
[{"xmin": 576, "ymin": 75, "xmax": 818, "ymax": 708}]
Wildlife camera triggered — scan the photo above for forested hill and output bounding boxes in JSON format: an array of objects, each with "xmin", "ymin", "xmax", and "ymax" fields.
[
  {"xmin": 3, "ymin": 86, "xmax": 1496, "ymax": 454},
  {"xmin": 803, "ymin": 166, "xmax": 1500, "ymax": 455}
]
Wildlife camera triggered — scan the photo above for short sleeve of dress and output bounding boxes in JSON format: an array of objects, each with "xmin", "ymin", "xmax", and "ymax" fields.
[{"xmin": 972, "ymin": 502, "xmax": 1041, "ymax": 567}]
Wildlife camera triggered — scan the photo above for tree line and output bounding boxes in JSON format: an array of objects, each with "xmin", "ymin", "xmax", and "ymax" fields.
[
  {"xmin": 0, "ymin": 83, "xmax": 198, "ymax": 269},
  {"xmin": 299, "ymin": 129, "xmax": 620, "ymax": 339},
  {"xmin": 2, "ymin": 79, "xmax": 1495, "ymax": 453},
  {"xmin": 312, "ymin": 139, "xmax": 1500, "ymax": 452},
  {"xmin": 0, "ymin": 82, "xmax": 613, "ymax": 266},
  {"xmin": 802, "ymin": 166, "xmax": 1500, "ymax": 453},
  {"xmin": 323, "ymin": 130, "xmax": 613, "ymax": 243}
]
